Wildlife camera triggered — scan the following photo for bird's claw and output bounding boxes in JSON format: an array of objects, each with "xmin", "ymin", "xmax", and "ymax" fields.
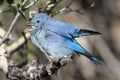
[
  {"xmin": 46, "ymin": 61, "xmax": 53, "ymax": 75},
  {"xmin": 60, "ymin": 55, "xmax": 73, "ymax": 66}
]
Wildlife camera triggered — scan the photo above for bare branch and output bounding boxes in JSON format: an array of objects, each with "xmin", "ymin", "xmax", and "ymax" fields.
[
  {"xmin": 0, "ymin": 0, "xmax": 37, "ymax": 46},
  {"xmin": 0, "ymin": 48, "xmax": 8, "ymax": 74},
  {"xmin": 50, "ymin": 0, "xmax": 84, "ymax": 17},
  {"xmin": 24, "ymin": 0, "xmax": 38, "ymax": 10},
  {"xmin": 6, "ymin": 31, "xmax": 30, "ymax": 57},
  {"xmin": 44, "ymin": 0, "xmax": 63, "ymax": 14},
  {"xmin": 0, "ymin": 0, "xmax": 27, "ymax": 46},
  {"xmin": 0, "ymin": 12, "xmax": 20, "ymax": 46},
  {"xmin": 7, "ymin": 55, "xmax": 72, "ymax": 79}
]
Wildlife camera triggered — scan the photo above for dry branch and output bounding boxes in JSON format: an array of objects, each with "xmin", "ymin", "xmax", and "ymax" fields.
[
  {"xmin": 6, "ymin": 32, "xmax": 30, "ymax": 57},
  {"xmin": 7, "ymin": 56, "xmax": 72, "ymax": 80}
]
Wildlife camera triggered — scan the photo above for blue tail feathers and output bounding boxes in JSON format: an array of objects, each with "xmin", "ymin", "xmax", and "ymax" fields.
[
  {"xmin": 66, "ymin": 39, "xmax": 101, "ymax": 64},
  {"xmin": 90, "ymin": 57, "xmax": 101, "ymax": 65}
]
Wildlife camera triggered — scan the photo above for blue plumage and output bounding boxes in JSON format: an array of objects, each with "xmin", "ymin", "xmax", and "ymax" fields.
[{"xmin": 30, "ymin": 13, "xmax": 101, "ymax": 64}]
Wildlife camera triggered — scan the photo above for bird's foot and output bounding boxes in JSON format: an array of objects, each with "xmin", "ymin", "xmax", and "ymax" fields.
[
  {"xmin": 60, "ymin": 54, "xmax": 73, "ymax": 66},
  {"xmin": 46, "ymin": 61, "xmax": 53, "ymax": 75},
  {"xmin": 49, "ymin": 56, "xmax": 59, "ymax": 63}
]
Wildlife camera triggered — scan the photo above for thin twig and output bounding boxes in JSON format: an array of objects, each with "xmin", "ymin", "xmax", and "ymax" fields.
[
  {"xmin": 51, "ymin": 0, "xmax": 84, "ymax": 17},
  {"xmin": 0, "ymin": 0, "xmax": 38, "ymax": 46},
  {"xmin": 0, "ymin": 12, "xmax": 20, "ymax": 46},
  {"xmin": 50, "ymin": 0, "xmax": 72, "ymax": 16},
  {"xmin": 6, "ymin": 31, "xmax": 30, "ymax": 57},
  {"xmin": 0, "ymin": 0, "xmax": 28, "ymax": 46},
  {"xmin": 45, "ymin": 0, "xmax": 63, "ymax": 14},
  {"xmin": 24, "ymin": 0, "xmax": 38, "ymax": 10}
]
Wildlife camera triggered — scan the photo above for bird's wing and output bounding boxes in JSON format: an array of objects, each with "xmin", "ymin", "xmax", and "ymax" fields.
[
  {"xmin": 65, "ymin": 39, "xmax": 101, "ymax": 64},
  {"xmin": 47, "ymin": 20, "xmax": 101, "ymax": 39}
]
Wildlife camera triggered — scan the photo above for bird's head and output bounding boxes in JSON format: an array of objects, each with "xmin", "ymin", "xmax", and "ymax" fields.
[{"xmin": 30, "ymin": 13, "xmax": 50, "ymax": 29}]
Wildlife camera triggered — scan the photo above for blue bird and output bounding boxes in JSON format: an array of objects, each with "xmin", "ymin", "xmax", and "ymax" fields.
[{"xmin": 30, "ymin": 13, "xmax": 101, "ymax": 64}]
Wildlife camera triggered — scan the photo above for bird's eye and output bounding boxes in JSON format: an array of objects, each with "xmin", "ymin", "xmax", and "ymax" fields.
[{"xmin": 37, "ymin": 20, "xmax": 40, "ymax": 23}]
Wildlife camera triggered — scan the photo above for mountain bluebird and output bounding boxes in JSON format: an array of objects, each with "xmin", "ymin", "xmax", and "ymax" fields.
[{"xmin": 30, "ymin": 13, "xmax": 101, "ymax": 64}]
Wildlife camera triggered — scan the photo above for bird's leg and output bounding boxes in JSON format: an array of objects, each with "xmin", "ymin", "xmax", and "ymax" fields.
[
  {"xmin": 46, "ymin": 55, "xmax": 59, "ymax": 75},
  {"xmin": 46, "ymin": 61, "xmax": 53, "ymax": 75},
  {"xmin": 49, "ymin": 56, "xmax": 59, "ymax": 63},
  {"xmin": 46, "ymin": 54, "xmax": 73, "ymax": 75},
  {"xmin": 60, "ymin": 54, "xmax": 73, "ymax": 66}
]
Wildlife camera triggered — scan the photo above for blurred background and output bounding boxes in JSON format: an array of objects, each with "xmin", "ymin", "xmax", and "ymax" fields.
[{"xmin": 0, "ymin": 0, "xmax": 120, "ymax": 80}]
